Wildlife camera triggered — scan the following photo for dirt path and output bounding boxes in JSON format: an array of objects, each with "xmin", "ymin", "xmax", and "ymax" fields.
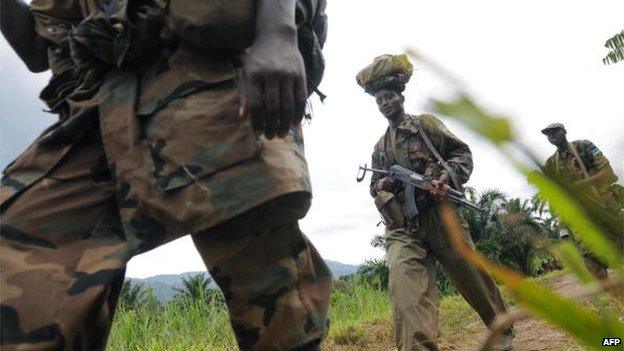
[
  {"xmin": 442, "ymin": 273, "xmax": 586, "ymax": 351},
  {"xmin": 325, "ymin": 273, "xmax": 618, "ymax": 351}
]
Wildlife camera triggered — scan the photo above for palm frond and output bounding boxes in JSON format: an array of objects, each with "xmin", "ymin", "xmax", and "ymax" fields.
[{"xmin": 603, "ymin": 30, "xmax": 624, "ymax": 65}]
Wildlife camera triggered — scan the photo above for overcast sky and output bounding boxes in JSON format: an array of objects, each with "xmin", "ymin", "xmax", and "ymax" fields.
[{"xmin": 1, "ymin": 0, "xmax": 622, "ymax": 278}]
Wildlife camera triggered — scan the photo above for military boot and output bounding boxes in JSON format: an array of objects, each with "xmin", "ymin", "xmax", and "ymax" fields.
[{"xmin": 493, "ymin": 329, "xmax": 514, "ymax": 351}]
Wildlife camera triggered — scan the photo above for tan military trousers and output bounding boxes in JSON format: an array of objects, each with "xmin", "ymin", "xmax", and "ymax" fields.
[
  {"xmin": 386, "ymin": 204, "xmax": 507, "ymax": 351},
  {"xmin": 0, "ymin": 128, "xmax": 331, "ymax": 351}
]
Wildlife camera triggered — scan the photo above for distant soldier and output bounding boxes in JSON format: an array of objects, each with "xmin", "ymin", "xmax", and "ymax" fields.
[
  {"xmin": 542, "ymin": 123, "xmax": 623, "ymax": 279},
  {"xmin": 357, "ymin": 54, "xmax": 513, "ymax": 351},
  {"xmin": 0, "ymin": 0, "xmax": 330, "ymax": 350}
]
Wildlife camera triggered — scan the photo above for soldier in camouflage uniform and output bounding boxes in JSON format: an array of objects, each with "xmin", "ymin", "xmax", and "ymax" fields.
[
  {"xmin": 359, "ymin": 55, "xmax": 513, "ymax": 351},
  {"xmin": 542, "ymin": 123, "xmax": 623, "ymax": 279},
  {"xmin": 0, "ymin": 0, "xmax": 331, "ymax": 350}
]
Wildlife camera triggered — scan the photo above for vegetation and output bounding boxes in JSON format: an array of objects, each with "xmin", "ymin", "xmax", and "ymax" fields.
[
  {"xmin": 603, "ymin": 30, "xmax": 624, "ymax": 65},
  {"xmin": 356, "ymin": 188, "xmax": 564, "ymax": 299},
  {"xmin": 108, "ymin": 270, "xmax": 621, "ymax": 350},
  {"xmin": 119, "ymin": 281, "xmax": 159, "ymax": 311},
  {"xmin": 172, "ymin": 273, "xmax": 225, "ymax": 308},
  {"xmin": 407, "ymin": 48, "xmax": 623, "ymax": 350}
]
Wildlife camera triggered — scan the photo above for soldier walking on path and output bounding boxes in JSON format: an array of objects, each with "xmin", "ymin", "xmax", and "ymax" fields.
[
  {"xmin": 357, "ymin": 54, "xmax": 514, "ymax": 351},
  {"xmin": 0, "ymin": 0, "xmax": 331, "ymax": 350},
  {"xmin": 542, "ymin": 123, "xmax": 623, "ymax": 279}
]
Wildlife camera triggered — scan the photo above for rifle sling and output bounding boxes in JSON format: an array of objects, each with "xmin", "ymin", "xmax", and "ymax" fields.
[
  {"xmin": 414, "ymin": 120, "xmax": 461, "ymax": 191},
  {"xmin": 567, "ymin": 142, "xmax": 600, "ymax": 198},
  {"xmin": 386, "ymin": 126, "xmax": 399, "ymax": 165}
]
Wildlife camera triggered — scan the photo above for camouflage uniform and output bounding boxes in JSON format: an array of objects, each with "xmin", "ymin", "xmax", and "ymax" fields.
[
  {"xmin": 0, "ymin": 0, "xmax": 331, "ymax": 350},
  {"xmin": 370, "ymin": 114, "xmax": 508, "ymax": 351},
  {"xmin": 544, "ymin": 139, "xmax": 624, "ymax": 273}
]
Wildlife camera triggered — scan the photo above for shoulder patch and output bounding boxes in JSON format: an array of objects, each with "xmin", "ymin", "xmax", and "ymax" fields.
[{"xmin": 589, "ymin": 144, "xmax": 602, "ymax": 157}]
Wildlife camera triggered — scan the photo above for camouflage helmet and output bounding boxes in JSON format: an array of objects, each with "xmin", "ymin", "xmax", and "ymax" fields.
[{"xmin": 356, "ymin": 54, "xmax": 413, "ymax": 95}]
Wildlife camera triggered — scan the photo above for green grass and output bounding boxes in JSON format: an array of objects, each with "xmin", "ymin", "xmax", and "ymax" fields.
[
  {"xmin": 329, "ymin": 277, "xmax": 391, "ymax": 343},
  {"xmin": 108, "ymin": 298, "xmax": 236, "ymax": 351},
  {"xmin": 108, "ymin": 270, "xmax": 619, "ymax": 350}
]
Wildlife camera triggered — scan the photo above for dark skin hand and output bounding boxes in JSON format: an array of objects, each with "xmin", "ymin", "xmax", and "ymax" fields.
[
  {"xmin": 1, "ymin": 0, "xmax": 48, "ymax": 72},
  {"xmin": 239, "ymin": 0, "xmax": 307, "ymax": 140},
  {"xmin": 374, "ymin": 88, "xmax": 451, "ymax": 199},
  {"xmin": 429, "ymin": 171, "xmax": 451, "ymax": 200},
  {"xmin": 377, "ymin": 176, "xmax": 396, "ymax": 192}
]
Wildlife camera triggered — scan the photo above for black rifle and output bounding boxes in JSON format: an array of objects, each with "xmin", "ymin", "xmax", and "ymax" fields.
[{"xmin": 357, "ymin": 164, "xmax": 484, "ymax": 217}]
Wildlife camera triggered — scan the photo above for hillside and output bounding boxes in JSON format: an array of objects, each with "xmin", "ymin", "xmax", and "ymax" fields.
[{"xmin": 127, "ymin": 260, "xmax": 358, "ymax": 302}]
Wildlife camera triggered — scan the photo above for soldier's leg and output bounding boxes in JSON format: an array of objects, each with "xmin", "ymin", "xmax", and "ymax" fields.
[
  {"xmin": 191, "ymin": 193, "xmax": 332, "ymax": 351},
  {"xmin": 386, "ymin": 225, "xmax": 439, "ymax": 351},
  {"xmin": 422, "ymin": 207, "xmax": 507, "ymax": 329},
  {"xmin": 582, "ymin": 253, "xmax": 609, "ymax": 280},
  {"xmin": 1, "ymin": 130, "xmax": 129, "ymax": 351}
]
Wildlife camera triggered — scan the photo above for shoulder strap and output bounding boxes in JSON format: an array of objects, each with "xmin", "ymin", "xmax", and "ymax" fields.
[
  {"xmin": 414, "ymin": 118, "xmax": 461, "ymax": 191},
  {"xmin": 568, "ymin": 143, "xmax": 590, "ymax": 178},
  {"xmin": 568, "ymin": 142, "xmax": 600, "ymax": 197},
  {"xmin": 385, "ymin": 126, "xmax": 399, "ymax": 165}
]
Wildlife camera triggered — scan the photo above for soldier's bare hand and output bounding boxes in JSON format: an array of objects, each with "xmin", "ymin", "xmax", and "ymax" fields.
[
  {"xmin": 430, "ymin": 172, "xmax": 450, "ymax": 200},
  {"xmin": 240, "ymin": 30, "xmax": 307, "ymax": 140},
  {"xmin": 377, "ymin": 177, "xmax": 396, "ymax": 192}
]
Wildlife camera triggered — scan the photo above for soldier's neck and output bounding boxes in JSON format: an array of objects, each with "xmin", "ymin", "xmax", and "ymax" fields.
[
  {"xmin": 389, "ymin": 113, "xmax": 406, "ymax": 127},
  {"xmin": 556, "ymin": 141, "xmax": 569, "ymax": 152}
]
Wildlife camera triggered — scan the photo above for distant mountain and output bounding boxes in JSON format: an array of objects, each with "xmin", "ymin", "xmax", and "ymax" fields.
[{"xmin": 128, "ymin": 260, "xmax": 358, "ymax": 303}]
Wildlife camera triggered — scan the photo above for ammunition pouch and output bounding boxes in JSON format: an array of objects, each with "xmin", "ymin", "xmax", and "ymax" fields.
[{"xmin": 375, "ymin": 191, "xmax": 405, "ymax": 230}]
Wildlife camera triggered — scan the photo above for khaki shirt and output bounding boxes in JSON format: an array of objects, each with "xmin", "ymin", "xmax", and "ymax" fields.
[
  {"xmin": 370, "ymin": 114, "xmax": 473, "ymax": 204},
  {"xmin": 544, "ymin": 140, "xmax": 617, "ymax": 192}
]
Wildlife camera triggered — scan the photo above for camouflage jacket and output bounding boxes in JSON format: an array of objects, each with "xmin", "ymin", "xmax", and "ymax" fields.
[
  {"xmin": 1, "ymin": 0, "xmax": 323, "ymax": 255},
  {"xmin": 370, "ymin": 114, "xmax": 473, "ymax": 205},
  {"xmin": 544, "ymin": 140, "xmax": 618, "ymax": 192}
]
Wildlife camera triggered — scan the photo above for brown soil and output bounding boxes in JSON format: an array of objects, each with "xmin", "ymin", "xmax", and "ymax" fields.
[
  {"xmin": 325, "ymin": 273, "xmax": 619, "ymax": 351},
  {"xmin": 443, "ymin": 274, "xmax": 587, "ymax": 351}
]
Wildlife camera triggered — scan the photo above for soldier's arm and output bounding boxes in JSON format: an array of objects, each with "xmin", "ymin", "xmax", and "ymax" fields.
[
  {"xmin": 543, "ymin": 156, "xmax": 555, "ymax": 177},
  {"xmin": 1, "ymin": 0, "xmax": 48, "ymax": 72},
  {"xmin": 422, "ymin": 115, "xmax": 473, "ymax": 185},
  {"xmin": 576, "ymin": 141, "xmax": 617, "ymax": 187},
  {"xmin": 241, "ymin": 0, "xmax": 307, "ymax": 140},
  {"xmin": 370, "ymin": 147, "xmax": 382, "ymax": 197}
]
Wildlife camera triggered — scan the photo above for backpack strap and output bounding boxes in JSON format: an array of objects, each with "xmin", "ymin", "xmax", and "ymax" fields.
[{"xmin": 414, "ymin": 118, "xmax": 461, "ymax": 191}]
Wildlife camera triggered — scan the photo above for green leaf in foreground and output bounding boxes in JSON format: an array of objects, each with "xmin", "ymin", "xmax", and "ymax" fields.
[
  {"xmin": 440, "ymin": 204, "xmax": 624, "ymax": 350},
  {"xmin": 431, "ymin": 96, "xmax": 512, "ymax": 145},
  {"xmin": 527, "ymin": 171, "xmax": 622, "ymax": 270},
  {"xmin": 550, "ymin": 241, "xmax": 597, "ymax": 285}
]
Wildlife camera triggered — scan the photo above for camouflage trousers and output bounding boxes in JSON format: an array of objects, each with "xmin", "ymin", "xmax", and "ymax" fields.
[
  {"xmin": 385, "ymin": 204, "xmax": 508, "ymax": 351},
  {"xmin": 0, "ymin": 128, "xmax": 331, "ymax": 351}
]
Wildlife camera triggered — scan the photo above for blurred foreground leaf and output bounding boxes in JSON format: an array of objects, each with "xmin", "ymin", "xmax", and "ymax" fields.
[
  {"xmin": 431, "ymin": 96, "xmax": 513, "ymax": 145},
  {"xmin": 440, "ymin": 204, "xmax": 624, "ymax": 350},
  {"xmin": 527, "ymin": 171, "xmax": 622, "ymax": 270},
  {"xmin": 551, "ymin": 241, "xmax": 596, "ymax": 284}
]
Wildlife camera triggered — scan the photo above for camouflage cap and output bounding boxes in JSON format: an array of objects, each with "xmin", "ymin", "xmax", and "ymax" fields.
[
  {"xmin": 356, "ymin": 54, "xmax": 413, "ymax": 95},
  {"xmin": 541, "ymin": 122, "xmax": 566, "ymax": 135}
]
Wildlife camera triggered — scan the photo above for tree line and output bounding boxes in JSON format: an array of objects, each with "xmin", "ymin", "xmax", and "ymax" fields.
[{"xmin": 355, "ymin": 189, "xmax": 565, "ymax": 296}]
